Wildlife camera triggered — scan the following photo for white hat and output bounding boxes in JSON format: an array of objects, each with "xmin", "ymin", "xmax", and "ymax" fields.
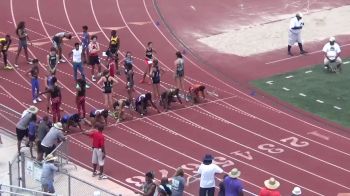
[
  {"xmin": 329, "ymin": 37, "xmax": 336, "ymax": 42},
  {"xmin": 296, "ymin": 12, "xmax": 303, "ymax": 18},
  {"xmin": 26, "ymin": 106, "xmax": 39, "ymax": 114},
  {"xmin": 292, "ymin": 187, "xmax": 302, "ymax": 195},
  {"xmin": 228, "ymin": 168, "xmax": 241, "ymax": 178},
  {"xmin": 44, "ymin": 154, "xmax": 57, "ymax": 162},
  {"xmin": 54, "ymin": 122, "xmax": 63, "ymax": 130},
  {"xmin": 264, "ymin": 177, "xmax": 280, "ymax": 190}
]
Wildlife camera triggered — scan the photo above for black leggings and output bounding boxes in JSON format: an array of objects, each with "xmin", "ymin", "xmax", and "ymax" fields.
[
  {"xmin": 199, "ymin": 187, "xmax": 215, "ymax": 196},
  {"xmin": 2, "ymin": 50, "xmax": 8, "ymax": 65}
]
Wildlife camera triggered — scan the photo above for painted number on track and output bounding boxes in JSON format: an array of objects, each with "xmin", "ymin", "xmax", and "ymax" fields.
[
  {"xmin": 258, "ymin": 144, "xmax": 284, "ymax": 154},
  {"xmin": 280, "ymin": 136, "xmax": 309, "ymax": 148}
]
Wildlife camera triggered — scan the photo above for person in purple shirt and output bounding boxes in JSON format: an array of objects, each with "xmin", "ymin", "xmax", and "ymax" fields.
[{"xmin": 224, "ymin": 168, "xmax": 244, "ymax": 196}]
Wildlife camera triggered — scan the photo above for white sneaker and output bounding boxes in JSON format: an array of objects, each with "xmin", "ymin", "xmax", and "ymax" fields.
[
  {"xmin": 13, "ymin": 64, "xmax": 19, "ymax": 68},
  {"xmin": 92, "ymin": 76, "xmax": 96, "ymax": 82},
  {"xmin": 33, "ymin": 99, "xmax": 37, "ymax": 104},
  {"xmin": 36, "ymin": 97, "xmax": 42, "ymax": 102},
  {"xmin": 59, "ymin": 59, "xmax": 66, "ymax": 63}
]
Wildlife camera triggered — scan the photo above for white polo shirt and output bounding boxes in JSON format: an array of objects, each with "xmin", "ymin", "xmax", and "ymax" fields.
[
  {"xmin": 322, "ymin": 42, "xmax": 341, "ymax": 60},
  {"xmin": 197, "ymin": 163, "xmax": 223, "ymax": 188},
  {"xmin": 289, "ymin": 17, "xmax": 304, "ymax": 34},
  {"xmin": 72, "ymin": 45, "xmax": 83, "ymax": 63}
]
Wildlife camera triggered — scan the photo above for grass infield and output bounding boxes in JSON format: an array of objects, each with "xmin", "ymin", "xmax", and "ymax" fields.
[{"xmin": 252, "ymin": 60, "xmax": 350, "ymax": 128}]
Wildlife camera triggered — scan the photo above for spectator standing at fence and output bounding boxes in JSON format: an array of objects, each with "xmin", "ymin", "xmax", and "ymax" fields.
[
  {"xmin": 0, "ymin": 34, "xmax": 14, "ymax": 70},
  {"xmin": 196, "ymin": 154, "xmax": 223, "ymax": 196},
  {"xmin": 16, "ymin": 106, "xmax": 38, "ymax": 153},
  {"xmin": 291, "ymin": 187, "xmax": 301, "ymax": 196},
  {"xmin": 14, "ymin": 21, "xmax": 32, "ymax": 67},
  {"xmin": 171, "ymin": 167, "xmax": 187, "ymax": 196},
  {"xmin": 224, "ymin": 168, "xmax": 244, "ymax": 196},
  {"xmin": 37, "ymin": 116, "xmax": 51, "ymax": 161},
  {"xmin": 136, "ymin": 171, "xmax": 156, "ymax": 196},
  {"xmin": 41, "ymin": 154, "xmax": 58, "ymax": 194},
  {"xmin": 40, "ymin": 122, "xmax": 66, "ymax": 157},
  {"xmin": 259, "ymin": 177, "xmax": 281, "ymax": 196},
  {"xmin": 287, "ymin": 13, "xmax": 307, "ymax": 56},
  {"xmin": 83, "ymin": 124, "xmax": 107, "ymax": 180}
]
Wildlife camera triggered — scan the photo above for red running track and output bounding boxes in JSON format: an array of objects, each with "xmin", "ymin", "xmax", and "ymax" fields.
[{"xmin": 1, "ymin": 0, "xmax": 350, "ymax": 195}]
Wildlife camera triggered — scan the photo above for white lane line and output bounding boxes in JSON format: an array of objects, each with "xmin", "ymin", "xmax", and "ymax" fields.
[
  {"xmin": 282, "ymin": 87, "xmax": 290, "ymax": 91},
  {"xmin": 266, "ymin": 80, "xmax": 274, "ymax": 85},
  {"xmin": 334, "ymin": 106, "xmax": 342, "ymax": 110},
  {"xmin": 305, "ymin": 70, "xmax": 312, "ymax": 74},
  {"xmin": 344, "ymin": 61, "xmax": 350, "ymax": 64},
  {"xmin": 299, "ymin": 93, "xmax": 306, "ymax": 97},
  {"xmin": 285, "ymin": 75, "xmax": 294, "ymax": 79},
  {"xmin": 190, "ymin": 5, "xmax": 196, "ymax": 11},
  {"xmin": 316, "ymin": 100, "xmax": 324, "ymax": 103}
]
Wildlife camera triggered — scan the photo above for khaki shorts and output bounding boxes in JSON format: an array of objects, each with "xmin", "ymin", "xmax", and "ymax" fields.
[{"xmin": 92, "ymin": 148, "xmax": 105, "ymax": 166}]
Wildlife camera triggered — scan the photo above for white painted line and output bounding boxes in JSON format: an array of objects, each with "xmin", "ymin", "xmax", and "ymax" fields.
[
  {"xmin": 190, "ymin": 5, "xmax": 196, "ymax": 11},
  {"xmin": 299, "ymin": 93, "xmax": 306, "ymax": 97},
  {"xmin": 334, "ymin": 106, "xmax": 342, "ymax": 110},
  {"xmin": 285, "ymin": 75, "xmax": 294, "ymax": 79},
  {"xmin": 316, "ymin": 100, "xmax": 324, "ymax": 103},
  {"xmin": 305, "ymin": 70, "xmax": 312, "ymax": 74},
  {"xmin": 266, "ymin": 80, "xmax": 274, "ymax": 85},
  {"xmin": 344, "ymin": 61, "xmax": 350, "ymax": 64},
  {"xmin": 282, "ymin": 87, "xmax": 290, "ymax": 91}
]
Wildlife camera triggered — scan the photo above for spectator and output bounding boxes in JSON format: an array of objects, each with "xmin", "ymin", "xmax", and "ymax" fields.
[
  {"xmin": 224, "ymin": 168, "xmax": 244, "ymax": 196},
  {"xmin": 27, "ymin": 114, "xmax": 37, "ymax": 159},
  {"xmin": 197, "ymin": 154, "xmax": 223, "ymax": 196},
  {"xmin": 40, "ymin": 122, "xmax": 66, "ymax": 157},
  {"xmin": 82, "ymin": 124, "xmax": 107, "ymax": 180},
  {"xmin": 218, "ymin": 174, "xmax": 227, "ymax": 196},
  {"xmin": 41, "ymin": 154, "xmax": 58, "ymax": 194},
  {"xmin": 291, "ymin": 187, "xmax": 301, "ymax": 196},
  {"xmin": 259, "ymin": 177, "xmax": 281, "ymax": 196},
  {"xmin": 322, "ymin": 36, "xmax": 342, "ymax": 72},
  {"xmin": 137, "ymin": 171, "xmax": 156, "ymax": 196},
  {"xmin": 16, "ymin": 106, "xmax": 38, "ymax": 153},
  {"xmin": 36, "ymin": 116, "xmax": 51, "ymax": 161},
  {"xmin": 171, "ymin": 167, "xmax": 186, "ymax": 196}
]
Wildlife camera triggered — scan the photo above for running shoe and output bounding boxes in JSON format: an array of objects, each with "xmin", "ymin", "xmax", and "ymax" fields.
[
  {"xmin": 85, "ymin": 83, "xmax": 91, "ymax": 89},
  {"xmin": 59, "ymin": 59, "xmax": 66, "ymax": 63},
  {"xmin": 4, "ymin": 65, "xmax": 14, "ymax": 70},
  {"xmin": 27, "ymin": 61, "xmax": 33, "ymax": 65},
  {"xmin": 36, "ymin": 97, "xmax": 42, "ymax": 102},
  {"xmin": 92, "ymin": 76, "xmax": 96, "ymax": 82},
  {"xmin": 33, "ymin": 99, "xmax": 37, "ymax": 104},
  {"xmin": 92, "ymin": 171, "xmax": 98, "ymax": 177},
  {"xmin": 13, "ymin": 64, "xmax": 19, "ymax": 68},
  {"xmin": 98, "ymin": 174, "xmax": 108, "ymax": 180}
]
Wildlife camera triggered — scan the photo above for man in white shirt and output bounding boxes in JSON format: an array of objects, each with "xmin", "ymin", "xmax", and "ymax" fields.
[
  {"xmin": 196, "ymin": 154, "xmax": 223, "ymax": 196},
  {"xmin": 69, "ymin": 43, "xmax": 89, "ymax": 88},
  {"xmin": 322, "ymin": 36, "xmax": 342, "ymax": 72},
  {"xmin": 288, "ymin": 13, "xmax": 307, "ymax": 56}
]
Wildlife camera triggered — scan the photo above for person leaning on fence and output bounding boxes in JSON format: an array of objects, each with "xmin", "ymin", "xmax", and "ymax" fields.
[
  {"xmin": 16, "ymin": 105, "xmax": 38, "ymax": 154},
  {"xmin": 136, "ymin": 171, "xmax": 156, "ymax": 196},
  {"xmin": 37, "ymin": 116, "xmax": 51, "ymax": 161},
  {"xmin": 323, "ymin": 36, "xmax": 342, "ymax": 72},
  {"xmin": 82, "ymin": 123, "xmax": 107, "ymax": 180},
  {"xmin": 41, "ymin": 154, "xmax": 58, "ymax": 194},
  {"xmin": 40, "ymin": 122, "xmax": 66, "ymax": 158}
]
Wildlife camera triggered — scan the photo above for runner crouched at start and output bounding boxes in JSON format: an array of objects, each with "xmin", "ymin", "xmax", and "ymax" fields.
[
  {"xmin": 112, "ymin": 99, "xmax": 132, "ymax": 123},
  {"xmin": 61, "ymin": 113, "xmax": 82, "ymax": 132},
  {"xmin": 187, "ymin": 84, "xmax": 206, "ymax": 104},
  {"xmin": 135, "ymin": 93, "xmax": 160, "ymax": 116},
  {"xmin": 160, "ymin": 88, "xmax": 182, "ymax": 111},
  {"xmin": 84, "ymin": 109, "xmax": 109, "ymax": 127}
]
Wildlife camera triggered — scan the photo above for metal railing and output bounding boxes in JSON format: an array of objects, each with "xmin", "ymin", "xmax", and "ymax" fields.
[{"xmin": 0, "ymin": 184, "xmax": 57, "ymax": 196}]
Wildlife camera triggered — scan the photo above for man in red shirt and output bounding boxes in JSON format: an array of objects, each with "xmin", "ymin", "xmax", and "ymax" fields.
[
  {"xmin": 83, "ymin": 124, "xmax": 107, "ymax": 180},
  {"xmin": 259, "ymin": 177, "xmax": 281, "ymax": 196}
]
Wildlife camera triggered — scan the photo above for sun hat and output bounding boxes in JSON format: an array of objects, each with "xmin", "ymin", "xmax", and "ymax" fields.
[
  {"xmin": 228, "ymin": 168, "xmax": 241, "ymax": 178},
  {"xmin": 264, "ymin": 177, "xmax": 280, "ymax": 190},
  {"xmin": 54, "ymin": 122, "xmax": 63, "ymax": 130},
  {"xmin": 27, "ymin": 106, "xmax": 39, "ymax": 114},
  {"xmin": 45, "ymin": 154, "xmax": 57, "ymax": 162},
  {"xmin": 292, "ymin": 187, "xmax": 302, "ymax": 195},
  {"xmin": 329, "ymin": 37, "xmax": 336, "ymax": 42}
]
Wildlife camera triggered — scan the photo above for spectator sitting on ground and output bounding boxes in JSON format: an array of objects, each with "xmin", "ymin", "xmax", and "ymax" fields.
[
  {"xmin": 323, "ymin": 36, "xmax": 342, "ymax": 72},
  {"xmin": 259, "ymin": 177, "xmax": 281, "ymax": 196}
]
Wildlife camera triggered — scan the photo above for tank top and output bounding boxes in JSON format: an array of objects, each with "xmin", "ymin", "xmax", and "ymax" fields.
[
  {"xmin": 176, "ymin": 58, "xmax": 184, "ymax": 72},
  {"xmin": 124, "ymin": 57, "xmax": 133, "ymax": 72},
  {"xmin": 48, "ymin": 54, "xmax": 57, "ymax": 67},
  {"xmin": 145, "ymin": 48, "xmax": 153, "ymax": 59},
  {"xmin": 31, "ymin": 66, "xmax": 39, "ymax": 79},
  {"xmin": 152, "ymin": 67, "xmax": 160, "ymax": 82},
  {"xmin": 0, "ymin": 38, "xmax": 8, "ymax": 50},
  {"xmin": 104, "ymin": 76, "xmax": 112, "ymax": 89},
  {"xmin": 89, "ymin": 43, "xmax": 98, "ymax": 56},
  {"xmin": 110, "ymin": 36, "xmax": 119, "ymax": 48}
]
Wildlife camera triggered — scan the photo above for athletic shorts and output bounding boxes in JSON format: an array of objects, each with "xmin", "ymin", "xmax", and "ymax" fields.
[
  {"xmin": 41, "ymin": 144, "xmax": 56, "ymax": 156},
  {"xmin": 28, "ymin": 134, "xmax": 36, "ymax": 142},
  {"xmin": 176, "ymin": 70, "xmax": 184, "ymax": 78},
  {"xmin": 89, "ymin": 55, "xmax": 100, "ymax": 65},
  {"xmin": 92, "ymin": 148, "xmax": 104, "ymax": 166},
  {"xmin": 52, "ymin": 37, "xmax": 61, "ymax": 49},
  {"xmin": 16, "ymin": 128, "xmax": 28, "ymax": 141},
  {"xmin": 19, "ymin": 39, "xmax": 28, "ymax": 49}
]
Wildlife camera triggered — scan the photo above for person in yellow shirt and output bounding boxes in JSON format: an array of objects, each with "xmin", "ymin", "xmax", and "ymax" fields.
[{"xmin": 0, "ymin": 35, "xmax": 13, "ymax": 70}]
